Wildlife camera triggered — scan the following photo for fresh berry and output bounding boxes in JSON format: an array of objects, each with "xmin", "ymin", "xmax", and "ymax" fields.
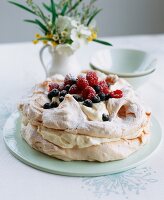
[
  {"xmin": 59, "ymin": 96, "xmax": 64, "ymax": 102},
  {"xmin": 102, "ymin": 114, "xmax": 110, "ymax": 121},
  {"xmin": 98, "ymin": 80, "xmax": 110, "ymax": 94},
  {"xmin": 105, "ymin": 94, "xmax": 111, "ymax": 100},
  {"xmin": 65, "ymin": 84, "xmax": 71, "ymax": 92},
  {"xmin": 82, "ymin": 86, "xmax": 96, "ymax": 100},
  {"xmin": 43, "ymin": 103, "xmax": 51, "ymax": 109},
  {"xmin": 86, "ymin": 71, "xmax": 98, "ymax": 86},
  {"xmin": 48, "ymin": 82, "xmax": 59, "ymax": 92},
  {"xmin": 92, "ymin": 95, "xmax": 101, "ymax": 103},
  {"xmin": 83, "ymin": 99, "xmax": 93, "ymax": 107},
  {"xmin": 48, "ymin": 89, "xmax": 59, "ymax": 100},
  {"xmin": 93, "ymin": 85, "xmax": 101, "ymax": 93},
  {"xmin": 64, "ymin": 74, "xmax": 76, "ymax": 86},
  {"xmin": 69, "ymin": 84, "xmax": 79, "ymax": 94},
  {"xmin": 99, "ymin": 93, "xmax": 106, "ymax": 101},
  {"xmin": 50, "ymin": 102, "xmax": 58, "ymax": 108},
  {"xmin": 73, "ymin": 95, "xmax": 84, "ymax": 102},
  {"xmin": 110, "ymin": 90, "xmax": 123, "ymax": 98},
  {"xmin": 60, "ymin": 90, "xmax": 67, "ymax": 97},
  {"xmin": 58, "ymin": 83, "xmax": 65, "ymax": 91},
  {"xmin": 76, "ymin": 76, "xmax": 89, "ymax": 90}
]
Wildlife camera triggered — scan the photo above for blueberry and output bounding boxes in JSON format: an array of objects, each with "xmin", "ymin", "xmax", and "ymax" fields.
[
  {"xmin": 50, "ymin": 102, "xmax": 58, "ymax": 108},
  {"xmin": 73, "ymin": 95, "xmax": 84, "ymax": 102},
  {"xmin": 99, "ymin": 93, "xmax": 106, "ymax": 101},
  {"xmin": 60, "ymin": 90, "xmax": 67, "ymax": 97},
  {"xmin": 93, "ymin": 85, "xmax": 101, "ymax": 93},
  {"xmin": 102, "ymin": 113, "xmax": 110, "ymax": 121},
  {"xmin": 65, "ymin": 84, "xmax": 71, "ymax": 92},
  {"xmin": 43, "ymin": 103, "xmax": 51, "ymax": 109},
  {"xmin": 92, "ymin": 96, "xmax": 101, "ymax": 103},
  {"xmin": 48, "ymin": 89, "xmax": 59, "ymax": 100},
  {"xmin": 105, "ymin": 94, "xmax": 111, "ymax": 100},
  {"xmin": 83, "ymin": 99, "xmax": 93, "ymax": 107},
  {"xmin": 59, "ymin": 96, "xmax": 65, "ymax": 102}
]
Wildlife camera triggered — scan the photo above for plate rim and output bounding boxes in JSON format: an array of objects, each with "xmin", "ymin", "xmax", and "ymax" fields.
[{"xmin": 3, "ymin": 111, "xmax": 163, "ymax": 177}]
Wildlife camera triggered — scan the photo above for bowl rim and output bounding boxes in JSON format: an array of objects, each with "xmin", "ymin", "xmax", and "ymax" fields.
[
  {"xmin": 91, "ymin": 64, "xmax": 156, "ymax": 78},
  {"xmin": 90, "ymin": 48, "xmax": 157, "ymax": 76}
]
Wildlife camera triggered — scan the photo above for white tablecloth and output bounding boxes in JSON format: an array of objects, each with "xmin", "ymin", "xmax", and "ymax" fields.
[{"xmin": 0, "ymin": 35, "xmax": 164, "ymax": 200}]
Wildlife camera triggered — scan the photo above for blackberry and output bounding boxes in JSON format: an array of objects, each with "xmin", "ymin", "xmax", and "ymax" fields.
[
  {"xmin": 83, "ymin": 99, "xmax": 93, "ymax": 107},
  {"xmin": 48, "ymin": 89, "xmax": 59, "ymax": 100},
  {"xmin": 92, "ymin": 96, "xmax": 101, "ymax": 103},
  {"xmin": 43, "ymin": 103, "xmax": 51, "ymax": 109},
  {"xmin": 60, "ymin": 90, "xmax": 67, "ymax": 97},
  {"xmin": 102, "ymin": 114, "xmax": 110, "ymax": 121},
  {"xmin": 73, "ymin": 95, "xmax": 84, "ymax": 102},
  {"xmin": 65, "ymin": 84, "xmax": 71, "ymax": 92},
  {"xmin": 99, "ymin": 93, "xmax": 106, "ymax": 101},
  {"xmin": 50, "ymin": 102, "xmax": 58, "ymax": 108},
  {"xmin": 59, "ymin": 96, "xmax": 64, "ymax": 102},
  {"xmin": 105, "ymin": 94, "xmax": 111, "ymax": 100},
  {"xmin": 93, "ymin": 85, "xmax": 101, "ymax": 93}
]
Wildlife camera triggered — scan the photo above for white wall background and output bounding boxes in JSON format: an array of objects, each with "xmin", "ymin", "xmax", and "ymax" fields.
[{"xmin": 0, "ymin": 0, "xmax": 164, "ymax": 43}]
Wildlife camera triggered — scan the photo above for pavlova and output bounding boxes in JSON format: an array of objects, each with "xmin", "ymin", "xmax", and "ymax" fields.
[{"xmin": 18, "ymin": 71, "xmax": 151, "ymax": 162}]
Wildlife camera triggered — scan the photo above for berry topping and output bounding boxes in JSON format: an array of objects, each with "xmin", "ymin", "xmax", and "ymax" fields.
[
  {"xmin": 83, "ymin": 99, "xmax": 93, "ymax": 107},
  {"xmin": 48, "ymin": 82, "xmax": 59, "ymax": 92},
  {"xmin": 98, "ymin": 80, "xmax": 110, "ymax": 94},
  {"xmin": 93, "ymin": 85, "xmax": 101, "ymax": 93},
  {"xmin": 69, "ymin": 84, "xmax": 79, "ymax": 94},
  {"xmin": 73, "ymin": 95, "xmax": 84, "ymax": 102},
  {"xmin": 86, "ymin": 71, "xmax": 98, "ymax": 86},
  {"xmin": 64, "ymin": 74, "xmax": 76, "ymax": 86},
  {"xmin": 50, "ymin": 102, "xmax": 58, "ymax": 108},
  {"xmin": 110, "ymin": 90, "xmax": 123, "ymax": 98},
  {"xmin": 98, "ymin": 93, "xmax": 106, "ymax": 101},
  {"xmin": 58, "ymin": 83, "xmax": 65, "ymax": 91},
  {"xmin": 105, "ymin": 94, "xmax": 111, "ymax": 100},
  {"xmin": 76, "ymin": 76, "xmax": 89, "ymax": 90},
  {"xmin": 59, "ymin": 96, "xmax": 64, "ymax": 102},
  {"xmin": 43, "ymin": 103, "xmax": 51, "ymax": 109},
  {"xmin": 64, "ymin": 84, "xmax": 71, "ymax": 92},
  {"xmin": 60, "ymin": 90, "xmax": 67, "ymax": 97},
  {"xmin": 48, "ymin": 89, "xmax": 59, "ymax": 100},
  {"xmin": 102, "ymin": 114, "xmax": 111, "ymax": 121},
  {"xmin": 92, "ymin": 95, "xmax": 101, "ymax": 103},
  {"xmin": 82, "ymin": 86, "xmax": 96, "ymax": 100}
]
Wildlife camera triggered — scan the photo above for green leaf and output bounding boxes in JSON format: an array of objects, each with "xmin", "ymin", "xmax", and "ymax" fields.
[
  {"xmin": 35, "ymin": 19, "xmax": 49, "ymax": 33},
  {"xmin": 38, "ymin": 37, "xmax": 54, "ymax": 41},
  {"xmin": 66, "ymin": 0, "xmax": 83, "ymax": 14},
  {"xmin": 51, "ymin": 0, "xmax": 57, "ymax": 23},
  {"xmin": 61, "ymin": 3, "xmax": 68, "ymax": 16},
  {"xmin": 87, "ymin": 9, "xmax": 102, "ymax": 26},
  {"xmin": 93, "ymin": 39, "xmax": 113, "ymax": 46},
  {"xmin": 8, "ymin": 1, "xmax": 36, "ymax": 15},
  {"xmin": 24, "ymin": 19, "xmax": 37, "ymax": 24},
  {"xmin": 42, "ymin": 3, "xmax": 52, "ymax": 12}
]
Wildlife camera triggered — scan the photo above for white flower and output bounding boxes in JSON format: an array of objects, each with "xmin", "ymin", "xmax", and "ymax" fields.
[
  {"xmin": 56, "ymin": 15, "xmax": 73, "ymax": 33},
  {"xmin": 71, "ymin": 25, "xmax": 91, "ymax": 45}
]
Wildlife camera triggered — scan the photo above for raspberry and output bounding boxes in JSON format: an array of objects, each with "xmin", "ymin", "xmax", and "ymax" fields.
[
  {"xmin": 98, "ymin": 81, "xmax": 110, "ymax": 94},
  {"xmin": 64, "ymin": 74, "xmax": 76, "ymax": 86},
  {"xmin": 48, "ymin": 82, "xmax": 59, "ymax": 92},
  {"xmin": 86, "ymin": 71, "xmax": 98, "ymax": 86},
  {"xmin": 76, "ymin": 76, "xmax": 89, "ymax": 90},
  {"xmin": 110, "ymin": 90, "xmax": 123, "ymax": 98},
  {"xmin": 69, "ymin": 84, "xmax": 79, "ymax": 94},
  {"xmin": 82, "ymin": 86, "xmax": 96, "ymax": 100}
]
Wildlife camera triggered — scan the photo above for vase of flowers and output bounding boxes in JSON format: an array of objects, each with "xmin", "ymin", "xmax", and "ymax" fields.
[{"xmin": 10, "ymin": 0, "xmax": 112, "ymax": 77}]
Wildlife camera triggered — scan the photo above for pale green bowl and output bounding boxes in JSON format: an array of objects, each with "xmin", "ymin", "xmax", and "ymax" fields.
[{"xmin": 90, "ymin": 48, "xmax": 157, "ymax": 89}]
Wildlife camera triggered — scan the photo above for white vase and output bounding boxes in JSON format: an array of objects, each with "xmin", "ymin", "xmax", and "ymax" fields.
[{"xmin": 39, "ymin": 45, "xmax": 81, "ymax": 77}]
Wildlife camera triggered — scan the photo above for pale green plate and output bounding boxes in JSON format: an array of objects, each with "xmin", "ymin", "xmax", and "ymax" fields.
[{"xmin": 3, "ymin": 112, "xmax": 162, "ymax": 177}]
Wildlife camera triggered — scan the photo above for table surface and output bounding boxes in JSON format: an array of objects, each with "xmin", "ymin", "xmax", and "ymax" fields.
[{"xmin": 0, "ymin": 35, "xmax": 164, "ymax": 200}]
